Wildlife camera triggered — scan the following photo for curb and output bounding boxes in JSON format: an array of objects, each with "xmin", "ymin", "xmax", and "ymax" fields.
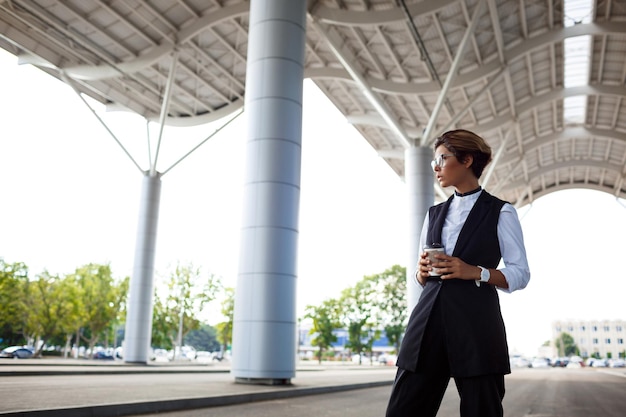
[
  {"xmin": 1, "ymin": 380, "xmax": 393, "ymax": 417},
  {"xmin": 0, "ymin": 365, "xmax": 389, "ymax": 377},
  {"xmin": 0, "ymin": 368, "xmax": 230, "ymax": 377}
]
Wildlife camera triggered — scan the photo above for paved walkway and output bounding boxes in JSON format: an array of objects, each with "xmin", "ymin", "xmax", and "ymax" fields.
[{"xmin": 0, "ymin": 359, "xmax": 396, "ymax": 416}]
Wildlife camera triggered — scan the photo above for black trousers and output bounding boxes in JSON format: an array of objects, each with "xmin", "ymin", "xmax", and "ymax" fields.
[{"xmin": 386, "ymin": 297, "xmax": 505, "ymax": 417}]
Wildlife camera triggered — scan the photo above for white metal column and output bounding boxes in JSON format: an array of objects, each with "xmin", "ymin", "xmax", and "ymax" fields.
[
  {"xmin": 123, "ymin": 172, "xmax": 161, "ymax": 363},
  {"xmin": 232, "ymin": 0, "xmax": 307, "ymax": 384},
  {"xmin": 405, "ymin": 146, "xmax": 434, "ymax": 311}
]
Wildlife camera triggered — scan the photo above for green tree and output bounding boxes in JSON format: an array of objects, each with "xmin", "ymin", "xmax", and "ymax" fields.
[
  {"xmin": 555, "ymin": 332, "xmax": 578, "ymax": 357},
  {"xmin": 215, "ymin": 287, "xmax": 234, "ymax": 356},
  {"xmin": 21, "ymin": 271, "xmax": 80, "ymax": 357},
  {"xmin": 106, "ymin": 275, "xmax": 129, "ymax": 350},
  {"xmin": 70, "ymin": 263, "xmax": 126, "ymax": 357},
  {"xmin": 156, "ymin": 263, "xmax": 222, "ymax": 359},
  {"xmin": 366, "ymin": 265, "xmax": 407, "ymax": 354},
  {"xmin": 304, "ymin": 298, "xmax": 341, "ymax": 364},
  {"xmin": 185, "ymin": 324, "xmax": 220, "ymax": 352},
  {"xmin": 56, "ymin": 274, "xmax": 85, "ymax": 358},
  {"xmin": 151, "ymin": 298, "xmax": 175, "ymax": 350},
  {"xmin": 0, "ymin": 259, "xmax": 29, "ymax": 345},
  {"xmin": 339, "ymin": 278, "xmax": 379, "ymax": 364}
]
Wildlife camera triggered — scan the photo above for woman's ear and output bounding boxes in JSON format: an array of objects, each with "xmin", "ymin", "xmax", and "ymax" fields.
[{"xmin": 463, "ymin": 155, "xmax": 474, "ymax": 169}]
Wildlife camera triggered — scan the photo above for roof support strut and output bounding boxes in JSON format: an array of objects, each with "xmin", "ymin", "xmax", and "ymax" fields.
[
  {"xmin": 440, "ymin": 66, "xmax": 508, "ymax": 133},
  {"xmin": 60, "ymin": 72, "xmax": 144, "ymax": 174},
  {"xmin": 310, "ymin": 18, "xmax": 413, "ymax": 148},
  {"xmin": 151, "ymin": 50, "xmax": 180, "ymax": 176},
  {"xmin": 481, "ymin": 124, "xmax": 516, "ymax": 189},
  {"xmin": 420, "ymin": 0, "xmax": 486, "ymax": 146}
]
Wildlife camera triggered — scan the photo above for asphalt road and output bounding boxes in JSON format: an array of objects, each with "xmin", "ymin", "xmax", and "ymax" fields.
[{"xmin": 135, "ymin": 367, "xmax": 626, "ymax": 417}]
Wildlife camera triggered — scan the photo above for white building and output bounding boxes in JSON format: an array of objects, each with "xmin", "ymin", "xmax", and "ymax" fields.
[{"xmin": 552, "ymin": 320, "xmax": 626, "ymax": 359}]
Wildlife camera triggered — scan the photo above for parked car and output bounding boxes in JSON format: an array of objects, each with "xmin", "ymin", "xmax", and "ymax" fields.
[
  {"xmin": 0, "ymin": 346, "xmax": 34, "ymax": 359},
  {"xmin": 195, "ymin": 351, "xmax": 214, "ymax": 364},
  {"xmin": 609, "ymin": 359, "xmax": 625, "ymax": 368},
  {"xmin": 591, "ymin": 358, "xmax": 608, "ymax": 368},
  {"xmin": 151, "ymin": 348, "xmax": 169, "ymax": 362},
  {"xmin": 510, "ymin": 356, "xmax": 531, "ymax": 368},
  {"xmin": 377, "ymin": 354, "xmax": 398, "ymax": 366},
  {"xmin": 93, "ymin": 351, "xmax": 114, "ymax": 360},
  {"xmin": 551, "ymin": 357, "xmax": 569, "ymax": 367},
  {"xmin": 168, "ymin": 345, "xmax": 197, "ymax": 361},
  {"xmin": 566, "ymin": 356, "xmax": 583, "ymax": 368},
  {"xmin": 530, "ymin": 357, "xmax": 550, "ymax": 368}
]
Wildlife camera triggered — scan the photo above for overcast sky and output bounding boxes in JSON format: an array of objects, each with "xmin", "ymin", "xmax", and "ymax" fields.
[{"xmin": 1, "ymin": 49, "xmax": 625, "ymax": 356}]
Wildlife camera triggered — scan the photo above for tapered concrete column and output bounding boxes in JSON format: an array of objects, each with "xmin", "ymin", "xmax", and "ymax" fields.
[
  {"xmin": 232, "ymin": 0, "xmax": 307, "ymax": 384},
  {"xmin": 124, "ymin": 172, "xmax": 161, "ymax": 363},
  {"xmin": 405, "ymin": 146, "xmax": 435, "ymax": 311}
]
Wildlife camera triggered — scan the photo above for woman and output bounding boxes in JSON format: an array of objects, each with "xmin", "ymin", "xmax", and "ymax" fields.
[{"xmin": 386, "ymin": 129, "xmax": 530, "ymax": 417}]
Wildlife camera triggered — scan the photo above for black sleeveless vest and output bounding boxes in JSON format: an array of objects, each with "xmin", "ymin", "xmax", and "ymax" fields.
[{"xmin": 396, "ymin": 191, "xmax": 511, "ymax": 377}]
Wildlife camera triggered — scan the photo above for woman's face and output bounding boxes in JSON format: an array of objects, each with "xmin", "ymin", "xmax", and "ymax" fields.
[{"xmin": 432, "ymin": 145, "xmax": 470, "ymax": 188}]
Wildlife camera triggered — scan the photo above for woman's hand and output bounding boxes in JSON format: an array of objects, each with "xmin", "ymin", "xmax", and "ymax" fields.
[
  {"xmin": 432, "ymin": 254, "xmax": 478, "ymax": 281},
  {"xmin": 416, "ymin": 252, "xmax": 431, "ymax": 285}
]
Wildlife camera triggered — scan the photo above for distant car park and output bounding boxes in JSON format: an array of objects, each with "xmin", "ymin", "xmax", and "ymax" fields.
[{"xmin": 0, "ymin": 346, "xmax": 34, "ymax": 359}]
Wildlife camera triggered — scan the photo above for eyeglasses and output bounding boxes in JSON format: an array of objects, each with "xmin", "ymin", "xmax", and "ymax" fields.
[{"xmin": 431, "ymin": 153, "xmax": 455, "ymax": 170}]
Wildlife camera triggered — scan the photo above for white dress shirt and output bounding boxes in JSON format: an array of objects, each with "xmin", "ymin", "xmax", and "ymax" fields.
[{"xmin": 418, "ymin": 190, "xmax": 530, "ymax": 293}]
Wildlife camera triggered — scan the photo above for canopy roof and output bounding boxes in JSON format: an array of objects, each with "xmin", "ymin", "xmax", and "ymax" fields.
[{"xmin": 1, "ymin": 0, "xmax": 625, "ymax": 206}]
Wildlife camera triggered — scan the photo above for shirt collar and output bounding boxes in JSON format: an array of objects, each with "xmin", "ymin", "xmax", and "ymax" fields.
[{"xmin": 454, "ymin": 186, "xmax": 482, "ymax": 198}]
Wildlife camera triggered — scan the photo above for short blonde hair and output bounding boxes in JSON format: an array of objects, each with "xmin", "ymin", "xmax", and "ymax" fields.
[{"xmin": 433, "ymin": 129, "xmax": 492, "ymax": 178}]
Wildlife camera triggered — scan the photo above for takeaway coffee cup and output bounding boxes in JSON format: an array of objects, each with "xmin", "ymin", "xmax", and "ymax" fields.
[{"xmin": 424, "ymin": 243, "xmax": 445, "ymax": 277}]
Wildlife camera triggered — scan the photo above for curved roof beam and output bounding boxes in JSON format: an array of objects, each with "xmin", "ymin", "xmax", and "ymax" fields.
[
  {"xmin": 305, "ymin": 62, "xmax": 505, "ymax": 95},
  {"xmin": 103, "ymin": 99, "xmax": 244, "ymax": 127},
  {"xmin": 62, "ymin": 17, "xmax": 626, "ymax": 89},
  {"xmin": 502, "ymin": 159, "xmax": 625, "ymax": 192},
  {"xmin": 505, "ymin": 22, "xmax": 626, "ymax": 62},
  {"xmin": 159, "ymin": 101, "xmax": 244, "ymax": 127},
  {"xmin": 60, "ymin": 43, "xmax": 172, "ymax": 80},
  {"xmin": 499, "ymin": 127, "xmax": 626, "ymax": 165},
  {"xmin": 345, "ymin": 85, "xmax": 626, "ymax": 140},
  {"xmin": 314, "ymin": 1, "xmax": 625, "ymax": 40},
  {"xmin": 521, "ymin": 183, "xmax": 624, "ymax": 204},
  {"xmin": 346, "ymin": 114, "xmax": 422, "ymax": 138},
  {"xmin": 60, "ymin": 3, "xmax": 249, "ymax": 80},
  {"xmin": 478, "ymin": 84, "xmax": 626, "ymax": 132},
  {"xmin": 312, "ymin": 0, "xmax": 457, "ymax": 26},
  {"xmin": 306, "ymin": 24, "xmax": 626, "ymax": 96},
  {"xmin": 177, "ymin": 3, "xmax": 249, "ymax": 40}
]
